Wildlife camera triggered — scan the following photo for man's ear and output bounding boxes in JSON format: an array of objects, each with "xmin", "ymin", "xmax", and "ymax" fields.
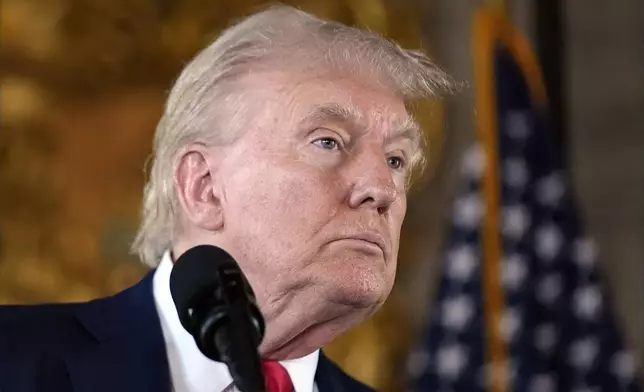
[{"xmin": 174, "ymin": 144, "xmax": 224, "ymax": 231}]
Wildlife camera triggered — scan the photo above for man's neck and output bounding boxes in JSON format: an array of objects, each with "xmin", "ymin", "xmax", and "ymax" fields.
[{"xmin": 153, "ymin": 250, "xmax": 320, "ymax": 392}]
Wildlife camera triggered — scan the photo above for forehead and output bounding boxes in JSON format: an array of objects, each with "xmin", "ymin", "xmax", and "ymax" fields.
[
  {"xmin": 301, "ymin": 101, "xmax": 419, "ymax": 139},
  {"xmin": 285, "ymin": 73, "xmax": 420, "ymax": 139},
  {"xmin": 241, "ymin": 68, "xmax": 420, "ymax": 143}
]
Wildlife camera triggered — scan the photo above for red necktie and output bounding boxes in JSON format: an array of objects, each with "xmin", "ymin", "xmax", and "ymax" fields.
[{"xmin": 262, "ymin": 360, "xmax": 294, "ymax": 392}]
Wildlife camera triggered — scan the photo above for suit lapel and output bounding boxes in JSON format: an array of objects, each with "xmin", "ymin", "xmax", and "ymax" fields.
[
  {"xmin": 314, "ymin": 352, "xmax": 348, "ymax": 392},
  {"xmin": 315, "ymin": 351, "xmax": 376, "ymax": 392},
  {"xmin": 65, "ymin": 271, "xmax": 172, "ymax": 392}
]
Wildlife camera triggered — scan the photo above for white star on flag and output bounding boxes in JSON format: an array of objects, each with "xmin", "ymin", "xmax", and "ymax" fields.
[
  {"xmin": 529, "ymin": 374, "xmax": 556, "ymax": 392},
  {"xmin": 446, "ymin": 245, "xmax": 478, "ymax": 282},
  {"xmin": 569, "ymin": 337, "xmax": 599, "ymax": 370},
  {"xmin": 537, "ymin": 172, "xmax": 565, "ymax": 207},
  {"xmin": 441, "ymin": 295, "xmax": 475, "ymax": 332},
  {"xmin": 453, "ymin": 194, "xmax": 484, "ymax": 230},
  {"xmin": 502, "ymin": 253, "xmax": 528, "ymax": 291},
  {"xmin": 535, "ymin": 224, "xmax": 563, "ymax": 261},
  {"xmin": 573, "ymin": 285, "xmax": 603, "ymax": 321},
  {"xmin": 435, "ymin": 344, "xmax": 469, "ymax": 380},
  {"xmin": 537, "ymin": 273, "xmax": 562, "ymax": 306},
  {"xmin": 505, "ymin": 111, "xmax": 532, "ymax": 141},
  {"xmin": 503, "ymin": 158, "xmax": 529, "ymax": 188},
  {"xmin": 502, "ymin": 204, "xmax": 531, "ymax": 240},
  {"xmin": 611, "ymin": 351, "xmax": 636, "ymax": 383},
  {"xmin": 534, "ymin": 323, "xmax": 559, "ymax": 355}
]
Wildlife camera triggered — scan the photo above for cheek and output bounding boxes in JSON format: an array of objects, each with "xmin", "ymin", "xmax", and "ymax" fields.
[
  {"xmin": 385, "ymin": 197, "xmax": 406, "ymax": 271},
  {"xmin": 390, "ymin": 197, "xmax": 407, "ymax": 236},
  {"xmin": 224, "ymin": 162, "xmax": 338, "ymax": 255}
]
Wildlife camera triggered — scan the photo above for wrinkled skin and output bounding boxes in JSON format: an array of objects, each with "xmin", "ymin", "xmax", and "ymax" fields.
[{"xmin": 173, "ymin": 68, "xmax": 418, "ymax": 360}]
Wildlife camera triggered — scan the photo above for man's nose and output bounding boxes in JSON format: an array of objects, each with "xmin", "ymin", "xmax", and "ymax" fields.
[{"xmin": 347, "ymin": 154, "xmax": 398, "ymax": 214}]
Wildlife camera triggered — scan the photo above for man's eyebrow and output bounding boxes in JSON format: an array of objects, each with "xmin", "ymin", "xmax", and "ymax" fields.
[
  {"xmin": 299, "ymin": 102, "xmax": 363, "ymax": 127},
  {"xmin": 300, "ymin": 102, "xmax": 421, "ymax": 146},
  {"xmin": 390, "ymin": 116, "xmax": 421, "ymax": 146}
]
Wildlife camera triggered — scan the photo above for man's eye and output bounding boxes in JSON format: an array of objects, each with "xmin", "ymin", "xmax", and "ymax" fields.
[
  {"xmin": 387, "ymin": 156, "xmax": 405, "ymax": 170},
  {"xmin": 313, "ymin": 137, "xmax": 340, "ymax": 150}
]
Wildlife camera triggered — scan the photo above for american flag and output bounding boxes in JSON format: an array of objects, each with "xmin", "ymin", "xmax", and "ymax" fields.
[{"xmin": 406, "ymin": 8, "xmax": 641, "ymax": 392}]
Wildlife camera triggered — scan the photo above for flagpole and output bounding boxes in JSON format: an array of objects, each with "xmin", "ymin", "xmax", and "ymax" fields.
[{"xmin": 476, "ymin": 2, "xmax": 510, "ymax": 392}]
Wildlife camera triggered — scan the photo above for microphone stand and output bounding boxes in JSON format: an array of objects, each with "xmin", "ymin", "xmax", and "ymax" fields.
[{"xmin": 205, "ymin": 292, "xmax": 266, "ymax": 392}]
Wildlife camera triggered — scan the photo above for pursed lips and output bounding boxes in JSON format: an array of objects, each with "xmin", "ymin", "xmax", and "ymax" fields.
[{"xmin": 340, "ymin": 232, "xmax": 387, "ymax": 255}]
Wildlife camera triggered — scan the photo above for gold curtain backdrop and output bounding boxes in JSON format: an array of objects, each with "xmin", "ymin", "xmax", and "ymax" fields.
[{"xmin": 0, "ymin": 1, "xmax": 445, "ymax": 390}]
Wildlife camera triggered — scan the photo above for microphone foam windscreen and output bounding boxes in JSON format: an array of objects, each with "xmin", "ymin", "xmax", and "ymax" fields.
[{"xmin": 169, "ymin": 245, "xmax": 238, "ymax": 331}]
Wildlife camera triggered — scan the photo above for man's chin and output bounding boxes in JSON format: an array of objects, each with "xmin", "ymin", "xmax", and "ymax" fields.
[
  {"xmin": 257, "ymin": 264, "xmax": 394, "ymax": 360},
  {"xmin": 260, "ymin": 307, "xmax": 371, "ymax": 360},
  {"xmin": 326, "ymin": 269, "xmax": 392, "ymax": 310},
  {"xmin": 259, "ymin": 282, "xmax": 389, "ymax": 360}
]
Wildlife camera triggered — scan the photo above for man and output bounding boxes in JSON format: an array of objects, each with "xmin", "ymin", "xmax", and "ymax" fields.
[{"xmin": 0, "ymin": 5, "xmax": 451, "ymax": 392}]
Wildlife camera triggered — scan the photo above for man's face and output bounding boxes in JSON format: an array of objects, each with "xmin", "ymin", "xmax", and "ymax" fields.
[{"xmin": 211, "ymin": 69, "xmax": 417, "ymax": 355}]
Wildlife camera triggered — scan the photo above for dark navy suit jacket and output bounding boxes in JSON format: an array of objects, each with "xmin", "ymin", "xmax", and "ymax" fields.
[{"xmin": 0, "ymin": 271, "xmax": 374, "ymax": 392}]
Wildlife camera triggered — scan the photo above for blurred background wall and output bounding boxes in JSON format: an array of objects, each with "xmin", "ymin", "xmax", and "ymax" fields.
[{"xmin": 1, "ymin": 1, "xmax": 642, "ymax": 391}]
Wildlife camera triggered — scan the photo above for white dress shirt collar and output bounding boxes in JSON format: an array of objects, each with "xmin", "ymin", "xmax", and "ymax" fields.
[{"xmin": 152, "ymin": 250, "xmax": 320, "ymax": 392}]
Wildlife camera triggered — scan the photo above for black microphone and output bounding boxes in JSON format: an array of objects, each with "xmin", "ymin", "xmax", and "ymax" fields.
[{"xmin": 170, "ymin": 245, "xmax": 266, "ymax": 392}]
